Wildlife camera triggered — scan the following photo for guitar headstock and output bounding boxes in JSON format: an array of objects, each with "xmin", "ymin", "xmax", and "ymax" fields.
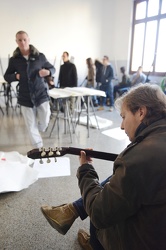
[{"xmin": 27, "ymin": 147, "xmax": 69, "ymax": 163}]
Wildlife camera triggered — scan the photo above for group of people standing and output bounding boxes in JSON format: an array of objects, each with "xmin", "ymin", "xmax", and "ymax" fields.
[
  {"xmin": 4, "ymin": 30, "xmax": 147, "ymax": 150},
  {"xmin": 85, "ymin": 57, "xmax": 147, "ymax": 112},
  {"xmin": 85, "ymin": 56, "xmax": 114, "ymax": 111}
]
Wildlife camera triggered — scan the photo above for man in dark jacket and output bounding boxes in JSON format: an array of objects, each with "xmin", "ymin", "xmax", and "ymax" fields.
[
  {"xmin": 41, "ymin": 83, "xmax": 166, "ymax": 250},
  {"xmin": 58, "ymin": 51, "xmax": 77, "ymax": 111},
  {"xmin": 58, "ymin": 51, "xmax": 77, "ymax": 88},
  {"xmin": 4, "ymin": 31, "xmax": 55, "ymax": 148}
]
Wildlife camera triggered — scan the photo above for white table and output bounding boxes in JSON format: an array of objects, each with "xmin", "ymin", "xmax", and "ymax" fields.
[{"xmin": 48, "ymin": 87, "xmax": 106, "ymax": 138}]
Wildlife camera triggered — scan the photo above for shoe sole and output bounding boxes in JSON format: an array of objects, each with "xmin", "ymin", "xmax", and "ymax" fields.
[{"xmin": 40, "ymin": 207, "xmax": 69, "ymax": 235}]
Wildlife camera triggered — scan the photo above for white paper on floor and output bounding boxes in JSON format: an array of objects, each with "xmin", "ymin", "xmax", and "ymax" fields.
[
  {"xmin": 102, "ymin": 127, "xmax": 129, "ymax": 141},
  {"xmin": 0, "ymin": 151, "xmax": 38, "ymax": 193},
  {"xmin": 33, "ymin": 157, "xmax": 70, "ymax": 178},
  {"xmin": 79, "ymin": 115, "xmax": 113, "ymax": 129}
]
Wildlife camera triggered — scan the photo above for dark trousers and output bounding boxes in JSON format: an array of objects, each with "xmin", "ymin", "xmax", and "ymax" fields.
[{"xmin": 73, "ymin": 176, "xmax": 112, "ymax": 249}]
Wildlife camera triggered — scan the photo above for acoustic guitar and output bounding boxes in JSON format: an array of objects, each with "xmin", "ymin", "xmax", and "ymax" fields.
[{"xmin": 27, "ymin": 147, "xmax": 118, "ymax": 162}]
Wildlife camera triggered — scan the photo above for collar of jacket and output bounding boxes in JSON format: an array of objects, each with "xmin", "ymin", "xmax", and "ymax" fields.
[
  {"xmin": 135, "ymin": 122, "xmax": 147, "ymax": 138},
  {"xmin": 133, "ymin": 116, "xmax": 166, "ymax": 145},
  {"xmin": 118, "ymin": 117, "xmax": 166, "ymax": 162},
  {"xmin": 64, "ymin": 60, "xmax": 70, "ymax": 64},
  {"xmin": 125, "ymin": 123, "xmax": 146, "ymax": 148},
  {"xmin": 13, "ymin": 44, "xmax": 40, "ymax": 58}
]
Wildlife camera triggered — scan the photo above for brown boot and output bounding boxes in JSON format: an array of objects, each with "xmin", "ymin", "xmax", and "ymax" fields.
[
  {"xmin": 97, "ymin": 106, "xmax": 104, "ymax": 111},
  {"xmin": 41, "ymin": 203, "xmax": 78, "ymax": 235},
  {"xmin": 78, "ymin": 229, "xmax": 93, "ymax": 250}
]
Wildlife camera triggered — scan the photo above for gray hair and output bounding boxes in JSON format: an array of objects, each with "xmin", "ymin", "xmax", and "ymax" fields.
[
  {"xmin": 115, "ymin": 83, "xmax": 166, "ymax": 124},
  {"xmin": 16, "ymin": 30, "xmax": 28, "ymax": 37}
]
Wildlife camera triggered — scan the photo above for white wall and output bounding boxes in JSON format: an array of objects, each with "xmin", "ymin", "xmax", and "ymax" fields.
[
  {"xmin": 100, "ymin": 0, "xmax": 133, "ymax": 77},
  {"xmin": 0, "ymin": 0, "xmax": 133, "ymax": 85}
]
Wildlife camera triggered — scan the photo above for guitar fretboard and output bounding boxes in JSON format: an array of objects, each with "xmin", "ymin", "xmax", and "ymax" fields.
[{"xmin": 65, "ymin": 147, "xmax": 118, "ymax": 161}]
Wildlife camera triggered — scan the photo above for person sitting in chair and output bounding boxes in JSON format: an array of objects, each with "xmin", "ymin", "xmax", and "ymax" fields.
[
  {"xmin": 114, "ymin": 66, "xmax": 131, "ymax": 99},
  {"xmin": 131, "ymin": 66, "xmax": 146, "ymax": 86}
]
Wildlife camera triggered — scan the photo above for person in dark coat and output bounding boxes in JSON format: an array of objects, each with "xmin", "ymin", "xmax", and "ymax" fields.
[
  {"xmin": 41, "ymin": 83, "xmax": 166, "ymax": 250},
  {"xmin": 58, "ymin": 51, "xmax": 77, "ymax": 112},
  {"xmin": 94, "ymin": 59, "xmax": 103, "ymax": 88},
  {"xmin": 58, "ymin": 51, "xmax": 77, "ymax": 88},
  {"xmin": 4, "ymin": 31, "xmax": 55, "ymax": 148}
]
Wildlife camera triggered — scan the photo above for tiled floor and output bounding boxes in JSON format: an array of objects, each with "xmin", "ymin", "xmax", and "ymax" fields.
[{"xmin": 0, "ymin": 101, "xmax": 130, "ymax": 250}]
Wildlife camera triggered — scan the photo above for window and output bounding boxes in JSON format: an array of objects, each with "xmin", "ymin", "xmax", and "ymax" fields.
[{"xmin": 130, "ymin": 0, "xmax": 166, "ymax": 76}]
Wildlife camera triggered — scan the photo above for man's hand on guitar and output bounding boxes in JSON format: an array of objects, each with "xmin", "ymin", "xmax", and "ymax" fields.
[{"xmin": 79, "ymin": 149, "xmax": 93, "ymax": 166}]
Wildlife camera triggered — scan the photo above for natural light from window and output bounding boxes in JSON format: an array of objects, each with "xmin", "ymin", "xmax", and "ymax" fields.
[
  {"xmin": 131, "ymin": 0, "xmax": 166, "ymax": 74},
  {"xmin": 156, "ymin": 19, "xmax": 166, "ymax": 72},
  {"xmin": 148, "ymin": 0, "xmax": 159, "ymax": 17},
  {"xmin": 136, "ymin": 2, "xmax": 146, "ymax": 20},
  {"xmin": 143, "ymin": 21, "xmax": 157, "ymax": 71},
  {"xmin": 161, "ymin": 0, "xmax": 166, "ymax": 13},
  {"xmin": 131, "ymin": 23, "xmax": 145, "ymax": 71}
]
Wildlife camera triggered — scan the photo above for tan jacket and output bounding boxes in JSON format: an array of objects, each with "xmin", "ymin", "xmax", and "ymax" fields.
[{"xmin": 87, "ymin": 65, "xmax": 96, "ymax": 87}]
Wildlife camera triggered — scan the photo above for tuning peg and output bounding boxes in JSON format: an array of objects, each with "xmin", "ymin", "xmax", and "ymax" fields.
[
  {"xmin": 47, "ymin": 158, "xmax": 51, "ymax": 163},
  {"xmin": 54, "ymin": 157, "xmax": 57, "ymax": 162},
  {"xmin": 56, "ymin": 147, "xmax": 61, "ymax": 156},
  {"xmin": 48, "ymin": 148, "xmax": 54, "ymax": 156},
  {"xmin": 41, "ymin": 147, "xmax": 46, "ymax": 157},
  {"xmin": 39, "ymin": 159, "xmax": 43, "ymax": 164}
]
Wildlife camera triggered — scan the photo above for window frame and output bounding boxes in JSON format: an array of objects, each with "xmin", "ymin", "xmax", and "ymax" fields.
[{"xmin": 130, "ymin": 0, "xmax": 166, "ymax": 76}]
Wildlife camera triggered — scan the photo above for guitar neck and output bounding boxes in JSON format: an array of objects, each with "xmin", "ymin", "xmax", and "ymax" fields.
[
  {"xmin": 66, "ymin": 147, "xmax": 118, "ymax": 161},
  {"xmin": 27, "ymin": 147, "xmax": 118, "ymax": 162}
]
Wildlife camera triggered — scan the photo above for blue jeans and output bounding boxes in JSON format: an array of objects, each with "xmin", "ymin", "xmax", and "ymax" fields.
[
  {"xmin": 100, "ymin": 82, "xmax": 114, "ymax": 107},
  {"xmin": 73, "ymin": 175, "xmax": 112, "ymax": 250},
  {"xmin": 86, "ymin": 84, "xmax": 98, "ymax": 104}
]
